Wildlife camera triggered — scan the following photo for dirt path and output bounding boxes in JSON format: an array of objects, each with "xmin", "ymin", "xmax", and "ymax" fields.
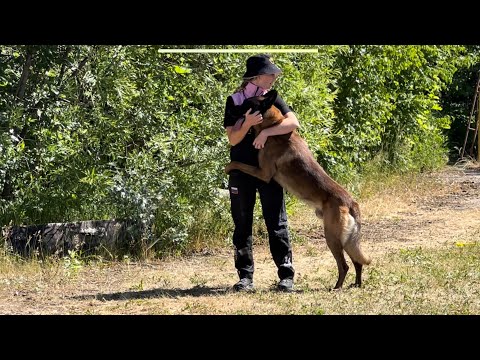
[
  {"xmin": 1, "ymin": 165, "xmax": 479, "ymax": 314},
  {"xmin": 365, "ymin": 165, "xmax": 480, "ymax": 252}
]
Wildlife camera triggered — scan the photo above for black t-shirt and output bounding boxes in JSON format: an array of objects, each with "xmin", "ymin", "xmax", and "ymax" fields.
[{"xmin": 223, "ymin": 93, "xmax": 292, "ymax": 166}]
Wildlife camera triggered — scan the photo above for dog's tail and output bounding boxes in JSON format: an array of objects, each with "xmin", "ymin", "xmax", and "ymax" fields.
[{"xmin": 344, "ymin": 201, "xmax": 372, "ymax": 265}]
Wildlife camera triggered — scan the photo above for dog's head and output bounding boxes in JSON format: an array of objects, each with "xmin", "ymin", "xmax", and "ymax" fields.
[{"xmin": 237, "ymin": 89, "xmax": 285, "ymax": 131}]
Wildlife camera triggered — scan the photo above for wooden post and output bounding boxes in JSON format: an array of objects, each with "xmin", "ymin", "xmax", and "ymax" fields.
[
  {"xmin": 461, "ymin": 75, "xmax": 480, "ymax": 159},
  {"xmin": 477, "ymin": 95, "xmax": 480, "ymax": 161}
]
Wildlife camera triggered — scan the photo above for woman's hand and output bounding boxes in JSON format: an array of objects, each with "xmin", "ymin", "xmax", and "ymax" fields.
[{"xmin": 243, "ymin": 108, "xmax": 263, "ymax": 128}]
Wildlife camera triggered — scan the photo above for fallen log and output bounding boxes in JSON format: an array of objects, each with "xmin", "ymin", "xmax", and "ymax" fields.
[{"xmin": 2, "ymin": 220, "xmax": 140, "ymax": 257}]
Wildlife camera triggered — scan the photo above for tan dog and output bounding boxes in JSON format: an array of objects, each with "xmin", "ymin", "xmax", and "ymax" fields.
[{"xmin": 225, "ymin": 90, "xmax": 371, "ymax": 290}]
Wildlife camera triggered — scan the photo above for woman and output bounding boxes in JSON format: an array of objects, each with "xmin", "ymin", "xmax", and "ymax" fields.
[{"xmin": 223, "ymin": 54, "xmax": 300, "ymax": 292}]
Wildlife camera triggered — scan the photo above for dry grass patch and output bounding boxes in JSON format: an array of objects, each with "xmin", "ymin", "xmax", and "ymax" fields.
[{"xmin": 1, "ymin": 164, "xmax": 480, "ymax": 314}]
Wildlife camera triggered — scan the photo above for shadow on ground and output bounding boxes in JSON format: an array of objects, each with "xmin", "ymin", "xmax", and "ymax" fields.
[
  {"xmin": 71, "ymin": 285, "xmax": 305, "ymax": 301},
  {"xmin": 71, "ymin": 285, "xmax": 231, "ymax": 301}
]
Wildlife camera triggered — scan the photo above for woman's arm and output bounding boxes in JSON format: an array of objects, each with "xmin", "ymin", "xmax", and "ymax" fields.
[
  {"xmin": 226, "ymin": 108, "xmax": 263, "ymax": 146},
  {"xmin": 252, "ymin": 111, "xmax": 300, "ymax": 149},
  {"xmin": 225, "ymin": 120, "xmax": 250, "ymax": 146}
]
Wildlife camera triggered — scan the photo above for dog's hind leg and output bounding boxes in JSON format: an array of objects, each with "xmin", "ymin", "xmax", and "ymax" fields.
[
  {"xmin": 342, "ymin": 218, "xmax": 371, "ymax": 288},
  {"xmin": 324, "ymin": 228, "xmax": 349, "ymax": 290},
  {"xmin": 351, "ymin": 261, "xmax": 362, "ymax": 288}
]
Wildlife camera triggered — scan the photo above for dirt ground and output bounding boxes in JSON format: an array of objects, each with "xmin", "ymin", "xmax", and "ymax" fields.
[{"xmin": 1, "ymin": 164, "xmax": 479, "ymax": 314}]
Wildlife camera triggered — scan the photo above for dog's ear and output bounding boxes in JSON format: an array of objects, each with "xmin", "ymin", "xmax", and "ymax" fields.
[
  {"xmin": 262, "ymin": 89, "xmax": 277, "ymax": 110},
  {"xmin": 239, "ymin": 101, "xmax": 252, "ymax": 116},
  {"xmin": 229, "ymin": 103, "xmax": 246, "ymax": 118}
]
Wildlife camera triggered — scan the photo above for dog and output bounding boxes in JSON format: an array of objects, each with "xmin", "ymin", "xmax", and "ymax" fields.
[{"xmin": 225, "ymin": 90, "xmax": 371, "ymax": 290}]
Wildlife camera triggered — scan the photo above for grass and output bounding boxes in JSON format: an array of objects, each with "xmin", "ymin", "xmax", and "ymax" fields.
[
  {"xmin": 1, "ymin": 236, "xmax": 478, "ymax": 314},
  {"xmin": 361, "ymin": 242, "xmax": 480, "ymax": 314},
  {"xmin": 1, "ymin": 164, "xmax": 480, "ymax": 314}
]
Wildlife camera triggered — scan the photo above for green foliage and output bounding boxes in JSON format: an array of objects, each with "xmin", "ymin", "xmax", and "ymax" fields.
[
  {"xmin": 331, "ymin": 45, "xmax": 470, "ymax": 175},
  {"xmin": 440, "ymin": 45, "xmax": 480, "ymax": 160},
  {"xmin": 1, "ymin": 45, "xmax": 478, "ymax": 257},
  {"xmin": 63, "ymin": 249, "xmax": 84, "ymax": 276}
]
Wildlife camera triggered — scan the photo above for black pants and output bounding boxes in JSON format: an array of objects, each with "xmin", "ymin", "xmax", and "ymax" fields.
[{"xmin": 228, "ymin": 170, "xmax": 295, "ymax": 281}]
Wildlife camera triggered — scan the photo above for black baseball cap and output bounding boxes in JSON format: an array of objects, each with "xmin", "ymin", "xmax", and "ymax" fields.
[{"xmin": 242, "ymin": 54, "xmax": 282, "ymax": 78}]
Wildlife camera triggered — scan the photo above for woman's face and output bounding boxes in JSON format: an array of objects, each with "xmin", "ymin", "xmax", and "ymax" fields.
[{"xmin": 252, "ymin": 73, "xmax": 279, "ymax": 90}]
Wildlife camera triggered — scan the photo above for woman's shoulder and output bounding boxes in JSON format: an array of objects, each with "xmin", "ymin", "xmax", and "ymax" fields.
[
  {"xmin": 230, "ymin": 91, "xmax": 245, "ymax": 106},
  {"xmin": 272, "ymin": 93, "xmax": 292, "ymax": 114},
  {"xmin": 225, "ymin": 94, "xmax": 235, "ymax": 104}
]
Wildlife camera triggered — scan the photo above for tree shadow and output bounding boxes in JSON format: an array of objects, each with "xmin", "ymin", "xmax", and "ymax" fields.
[{"xmin": 71, "ymin": 285, "xmax": 231, "ymax": 302}]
